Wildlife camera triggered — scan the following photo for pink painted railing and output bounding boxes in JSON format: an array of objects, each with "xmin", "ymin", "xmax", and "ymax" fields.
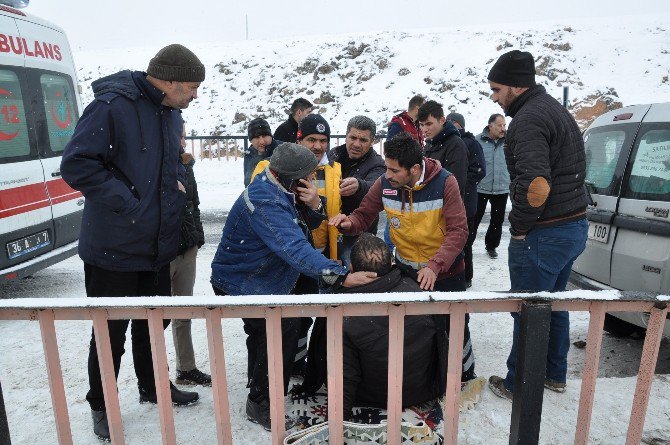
[{"xmin": 0, "ymin": 291, "xmax": 667, "ymax": 445}]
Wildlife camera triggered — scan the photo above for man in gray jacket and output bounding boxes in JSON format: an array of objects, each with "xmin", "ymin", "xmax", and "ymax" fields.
[{"xmin": 472, "ymin": 113, "xmax": 508, "ymax": 259}]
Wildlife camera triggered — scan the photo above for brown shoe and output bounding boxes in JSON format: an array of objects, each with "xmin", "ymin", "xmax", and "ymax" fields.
[
  {"xmin": 488, "ymin": 375, "xmax": 512, "ymax": 401},
  {"xmin": 544, "ymin": 378, "xmax": 566, "ymax": 393}
]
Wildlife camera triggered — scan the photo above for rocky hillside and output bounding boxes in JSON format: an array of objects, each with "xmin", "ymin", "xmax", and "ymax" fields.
[{"xmin": 74, "ymin": 14, "xmax": 670, "ymax": 135}]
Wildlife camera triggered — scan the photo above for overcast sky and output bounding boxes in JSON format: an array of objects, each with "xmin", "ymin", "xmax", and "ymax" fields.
[{"xmin": 25, "ymin": 0, "xmax": 669, "ymax": 51}]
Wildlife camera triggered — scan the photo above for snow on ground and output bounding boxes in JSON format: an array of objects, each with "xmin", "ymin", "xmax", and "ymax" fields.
[{"xmin": 1, "ymin": 159, "xmax": 669, "ymax": 444}]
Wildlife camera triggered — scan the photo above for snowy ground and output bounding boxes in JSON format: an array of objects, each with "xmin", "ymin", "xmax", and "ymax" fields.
[{"xmin": 1, "ymin": 160, "xmax": 669, "ymax": 444}]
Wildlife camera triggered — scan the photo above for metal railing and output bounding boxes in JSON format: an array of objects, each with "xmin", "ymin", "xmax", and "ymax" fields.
[
  {"xmin": 0, "ymin": 291, "xmax": 667, "ymax": 444},
  {"xmin": 184, "ymin": 135, "xmax": 386, "ymax": 161}
]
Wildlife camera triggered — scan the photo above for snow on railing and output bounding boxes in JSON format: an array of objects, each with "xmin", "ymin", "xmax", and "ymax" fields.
[{"xmin": 0, "ymin": 290, "xmax": 667, "ymax": 445}]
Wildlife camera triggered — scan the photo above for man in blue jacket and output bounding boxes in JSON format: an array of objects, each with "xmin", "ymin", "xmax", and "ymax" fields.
[
  {"xmin": 211, "ymin": 142, "xmax": 375, "ymax": 431},
  {"xmin": 61, "ymin": 44, "xmax": 205, "ymax": 442}
]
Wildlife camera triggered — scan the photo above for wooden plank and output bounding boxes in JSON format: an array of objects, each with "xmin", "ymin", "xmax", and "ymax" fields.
[
  {"xmin": 326, "ymin": 306, "xmax": 344, "ymax": 445},
  {"xmin": 386, "ymin": 305, "xmax": 405, "ymax": 445},
  {"xmin": 147, "ymin": 310, "xmax": 176, "ymax": 445},
  {"xmin": 205, "ymin": 308, "xmax": 233, "ymax": 445}
]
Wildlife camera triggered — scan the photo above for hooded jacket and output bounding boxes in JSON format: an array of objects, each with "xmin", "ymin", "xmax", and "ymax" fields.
[
  {"xmin": 476, "ymin": 128, "xmax": 509, "ymax": 195},
  {"xmin": 343, "ymin": 157, "xmax": 468, "ymax": 279},
  {"xmin": 424, "ymin": 122, "xmax": 469, "ymax": 200},
  {"xmin": 341, "ymin": 267, "xmax": 447, "ymax": 416},
  {"xmin": 61, "ymin": 70, "xmax": 185, "ymax": 271},
  {"xmin": 504, "ymin": 85, "xmax": 588, "ymax": 235}
]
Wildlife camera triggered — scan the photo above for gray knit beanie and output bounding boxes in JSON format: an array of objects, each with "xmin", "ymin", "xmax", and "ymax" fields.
[
  {"xmin": 269, "ymin": 143, "xmax": 318, "ymax": 180},
  {"xmin": 147, "ymin": 44, "xmax": 205, "ymax": 82}
]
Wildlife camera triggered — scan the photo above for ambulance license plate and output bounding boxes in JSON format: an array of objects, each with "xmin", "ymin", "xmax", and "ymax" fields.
[{"xmin": 6, "ymin": 231, "xmax": 50, "ymax": 260}]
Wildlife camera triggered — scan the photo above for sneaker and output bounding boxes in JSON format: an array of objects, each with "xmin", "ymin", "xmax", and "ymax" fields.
[
  {"xmin": 459, "ymin": 377, "xmax": 486, "ymax": 411},
  {"xmin": 486, "ymin": 248, "xmax": 498, "ymax": 259},
  {"xmin": 91, "ymin": 409, "xmax": 110, "ymax": 442},
  {"xmin": 488, "ymin": 375, "xmax": 512, "ymax": 401},
  {"xmin": 176, "ymin": 368, "xmax": 212, "ymax": 386},
  {"xmin": 139, "ymin": 382, "xmax": 199, "ymax": 406},
  {"xmin": 544, "ymin": 378, "xmax": 567, "ymax": 393},
  {"xmin": 465, "ymin": 279, "xmax": 472, "ymax": 289},
  {"xmin": 246, "ymin": 397, "xmax": 295, "ymax": 431}
]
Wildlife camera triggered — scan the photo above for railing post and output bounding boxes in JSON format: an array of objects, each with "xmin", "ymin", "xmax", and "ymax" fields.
[
  {"xmin": 386, "ymin": 304, "xmax": 405, "ymax": 445},
  {"xmin": 509, "ymin": 300, "xmax": 551, "ymax": 445},
  {"xmin": 0, "ymin": 380, "xmax": 10, "ymax": 445},
  {"xmin": 326, "ymin": 306, "xmax": 344, "ymax": 445},
  {"xmin": 266, "ymin": 308, "xmax": 285, "ymax": 444}
]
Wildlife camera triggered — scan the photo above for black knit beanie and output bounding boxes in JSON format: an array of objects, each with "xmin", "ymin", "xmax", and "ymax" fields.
[
  {"xmin": 269, "ymin": 143, "xmax": 318, "ymax": 180},
  {"xmin": 247, "ymin": 118, "xmax": 272, "ymax": 140},
  {"xmin": 487, "ymin": 50, "xmax": 536, "ymax": 88},
  {"xmin": 147, "ymin": 44, "xmax": 205, "ymax": 82},
  {"xmin": 296, "ymin": 114, "xmax": 330, "ymax": 141}
]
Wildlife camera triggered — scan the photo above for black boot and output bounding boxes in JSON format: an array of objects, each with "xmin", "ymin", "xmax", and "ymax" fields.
[
  {"xmin": 91, "ymin": 409, "xmax": 110, "ymax": 442},
  {"xmin": 139, "ymin": 381, "xmax": 199, "ymax": 406},
  {"xmin": 245, "ymin": 397, "xmax": 294, "ymax": 431}
]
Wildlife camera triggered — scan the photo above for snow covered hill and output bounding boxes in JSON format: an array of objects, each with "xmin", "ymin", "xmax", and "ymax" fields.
[{"xmin": 72, "ymin": 14, "xmax": 670, "ymax": 136}]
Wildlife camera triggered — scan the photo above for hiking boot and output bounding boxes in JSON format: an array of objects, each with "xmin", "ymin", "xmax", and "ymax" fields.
[
  {"xmin": 176, "ymin": 368, "xmax": 212, "ymax": 386},
  {"xmin": 544, "ymin": 378, "xmax": 567, "ymax": 393},
  {"xmin": 246, "ymin": 397, "xmax": 272, "ymax": 431},
  {"xmin": 488, "ymin": 375, "xmax": 512, "ymax": 402},
  {"xmin": 139, "ymin": 382, "xmax": 199, "ymax": 406},
  {"xmin": 486, "ymin": 248, "xmax": 498, "ymax": 259},
  {"xmin": 459, "ymin": 377, "xmax": 486, "ymax": 411},
  {"xmin": 246, "ymin": 397, "xmax": 294, "ymax": 431},
  {"xmin": 91, "ymin": 409, "xmax": 110, "ymax": 442}
]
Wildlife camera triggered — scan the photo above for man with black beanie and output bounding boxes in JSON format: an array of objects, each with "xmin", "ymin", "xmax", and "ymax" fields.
[
  {"xmin": 485, "ymin": 50, "xmax": 589, "ymax": 403},
  {"xmin": 244, "ymin": 117, "xmax": 281, "ymax": 186},
  {"xmin": 61, "ymin": 43, "xmax": 205, "ymax": 441}
]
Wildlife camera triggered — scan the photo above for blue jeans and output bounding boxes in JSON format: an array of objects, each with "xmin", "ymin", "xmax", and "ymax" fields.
[{"xmin": 504, "ymin": 218, "xmax": 588, "ymax": 392}]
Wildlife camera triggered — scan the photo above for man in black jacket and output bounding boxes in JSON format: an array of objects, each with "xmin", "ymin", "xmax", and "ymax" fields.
[
  {"xmin": 340, "ymin": 234, "xmax": 447, "ymax": 418},
  {"xmin": 419, "ymin": 100, "xmax": 469, "ymax": 199},
  {"xmin": 446, "ymin": 112, "xmax": 486, "ymax": 288},
  {"xmin": 171, "ymin": 123, "xmax": 211, "ymax": 387},
  {"xmin": 486, "ymin": 50, "xmax": 588, "ymax": 401},
  {"xmin": 328, "ymin": 115, "xmax": 386, "ymax": 266},
  {"xmin": 274, "ymin": 98, "xmax": 313, "ymax": 143},
  {"xmin": 244, "ymin": 117, "xmax": 281, "ymax": 186}
]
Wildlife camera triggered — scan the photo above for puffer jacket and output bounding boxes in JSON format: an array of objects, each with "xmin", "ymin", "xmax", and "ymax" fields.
[
  {"xmin": 476, "ymin": 129, "xmax": 509, "ymax": 195},
  {"xmin": 504, "ymin": 85, "xmax": 588, "ymax": 235},
  {"xmin": 61, "ymin": 70, "xmax": 185, "ymax": 271}
]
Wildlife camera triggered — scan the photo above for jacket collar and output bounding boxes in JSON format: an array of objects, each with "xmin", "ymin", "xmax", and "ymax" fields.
[
  {"xmin": 506, "ymin": 84, "xmax": 546, "ymax": 118},
  {"xmin": 430, "ymin": 121, "xmax": 460, "ymax": 144},
  {"xmin": 338, "ymin": 268, "xmax": 405, "ymax": 293},
  {"xmin": 133, "ymin": 71, "xmax": 168, "ymax": 108}
]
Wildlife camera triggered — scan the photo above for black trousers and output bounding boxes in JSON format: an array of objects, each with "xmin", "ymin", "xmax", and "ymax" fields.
[
  {"xmin": 434, "ymin": 272, "xmax": 476, "ymax": 381},
  {"xmin": 85, "ymin": 263, "xmax": 171, "ymax": 411},
  {"xmin": 473, "ymin": 193, "xmax": 508, "ymax": 251},
  {"xmin": 212, "ymin": 285, "xmax": 303, "ymax": 403},
  {"xmin": 464, "ymin": 216, "xmax": 476, "ymax": 282}
]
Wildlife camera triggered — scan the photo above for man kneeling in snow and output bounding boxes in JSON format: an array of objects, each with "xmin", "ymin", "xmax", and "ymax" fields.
[{"xmin": 340, "ymin": 233, "xmax": 448, "ymax": 417}]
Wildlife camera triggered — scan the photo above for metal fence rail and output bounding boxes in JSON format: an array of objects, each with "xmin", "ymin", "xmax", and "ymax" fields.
[
  {"xmin": 0, "ymin": 291, "xmax": 667, "ymax": 445},
  {"xmin": 184, "ymin": 135, "xmax": 385, "ymax": 161}
]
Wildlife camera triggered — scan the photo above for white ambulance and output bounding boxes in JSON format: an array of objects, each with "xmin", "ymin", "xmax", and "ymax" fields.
[{"xmin": 0, "ymin": 1, "xmax": 82, "ymax": 281}]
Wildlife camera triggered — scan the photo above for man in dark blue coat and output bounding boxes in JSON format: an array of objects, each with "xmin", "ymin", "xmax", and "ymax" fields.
[{"xmin": 61, "ymin": 44, "xmax": 205, "ymax": 442}]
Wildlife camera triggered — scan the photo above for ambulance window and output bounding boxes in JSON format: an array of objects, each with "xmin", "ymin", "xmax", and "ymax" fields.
[
  {"xmin": 624, "ymin": 124, "xmax": 670, "ymax": 201},
  {"xmin": 40, "ymin": 73, "xmax": 78, "ymax": 153},
  {"xmin": 0, "ymin": 69, "xmax": 30, "ymax": 160}
]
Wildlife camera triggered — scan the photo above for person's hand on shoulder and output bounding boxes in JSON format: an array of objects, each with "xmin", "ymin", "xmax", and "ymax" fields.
[
  {"xmin": 417, "ymin": 267, "xmax": 437, "ymax": 290},
  {"xmin": 343, "ymin": 271, "xmax": 377, "ymax": 287}
]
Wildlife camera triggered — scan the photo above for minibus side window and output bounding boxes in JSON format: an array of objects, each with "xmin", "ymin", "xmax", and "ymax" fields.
[
  {"xmin": 583, "ymin": 124, "xmax": 634, "ymax": 196},
  {"xmin": 624, "ymin": 125, "xmax": 670, "ymax": 201},
  {"xmin": 39, "ymin": 73, "xmax": 78, "ymax": 153},
  {"xmin": 0, "ymin": 69, "xmax": 30, "ymax": 160}
]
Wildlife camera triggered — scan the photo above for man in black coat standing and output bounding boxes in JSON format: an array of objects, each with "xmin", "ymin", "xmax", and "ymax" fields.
[
  {"xmin": 446, "ymin": 112, "xmax": 486, "ymax": 288},
  {"xmin": 419, "ymin": 100, "xmax": 468, "ymax": 199},
  {"xmin": 486, "ymin": 50, "xmax": 588, "ymax": 401},
  {"xmin": 327, "ymin": 115, "xmax": 386, "ymax": 266},
  {"xmin": 274, "ymin": 98, "xmax": 313, "ymax": 143}
]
